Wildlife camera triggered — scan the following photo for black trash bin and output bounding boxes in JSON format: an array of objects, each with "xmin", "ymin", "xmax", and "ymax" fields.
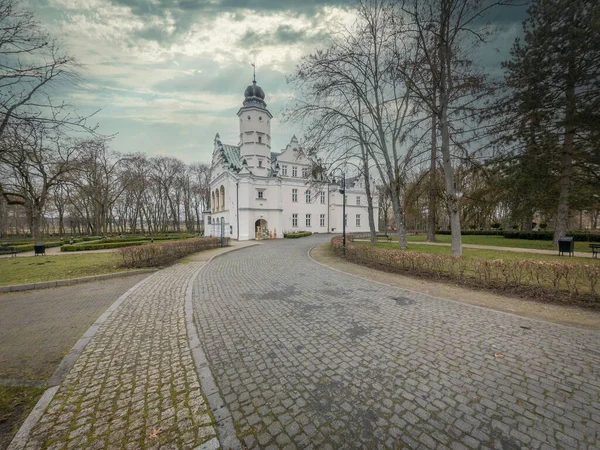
[
  {"xmin": 558, "ymin": 236, "xmax": 574, "ymax": 257},
  {"xmin": 34, "ymin": 242, "xmax": 45, "ymax": 256}
]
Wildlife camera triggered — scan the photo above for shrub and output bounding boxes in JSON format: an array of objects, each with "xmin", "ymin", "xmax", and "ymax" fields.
[
  {"xmin": 118, "ymin": 237, "xmax": 224, "ymax": 268},
  {"xmin": 12, "ymin": 242, "xmax": 63, "ymax": 253},
  {"xmin": 502, "ymin": 231, "xmax": 600, "ymax": 243},
  {"xmin": 331, "ymin": 235, "xmax": 600, "ymax": 305},
  {"xmin": 61, "ymin": 241, "xmax": 145, "ymax": 252},
  {"xmin": 436, "ymin": 230, "xmax": 504, "ymax": 236},
  {"xmin": 284, "ymin": 231, "xmax": 313, "ymax": 238}
]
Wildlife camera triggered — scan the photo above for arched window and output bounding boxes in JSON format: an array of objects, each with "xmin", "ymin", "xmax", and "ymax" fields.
[
  {"xmin": 220, "ymin": 185, "xmax": 225, "ymax": 210},
  {"xmin": 212, "ymin": 192, "xmax": 215, "ymax": 212},
  {"xmin": 215, "ymin": 190, "xmax": 220, "ymax": 212}
]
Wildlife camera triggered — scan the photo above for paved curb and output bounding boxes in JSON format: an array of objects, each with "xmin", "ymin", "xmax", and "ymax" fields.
[
  {"xmin": 7, "ymin": 244, "xmax": 255, "ymax": 450},
  {"xmin": 185, "ymin": 245, "xmax": 257, "ymax": 450},
  {"xmin": 308, "ymin": 244, "xmax": 600, "ymax": 335},
  {"xmin": 7, "ymin": 387, "xmax": 59, "ymax": 450},
  {"xmin": 0, "ymin": 269, "xmax": 157, "ymax": 293},
  {"xmin": 7, "ymin": 273, "xmax": 155, "ymax": 450}
]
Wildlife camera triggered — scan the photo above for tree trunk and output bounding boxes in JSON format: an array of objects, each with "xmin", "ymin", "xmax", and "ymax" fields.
[
  {"xmin": 31, "ymin": 209, "xmax": 42, "ymax": 240},
  {"xmin": 361, "ymin": 148, "xmax": 376, "ymax": 244},
  {"xmin": 427, "ymin": 111, "xmax": 437, "ymax": 242},
  {"xmin": 553, "ymin": 59, "xmax": 576, "ymax": 246},
  {"xmin": 390, "ymin": 181, "xmax": 408, "ymax": 248},
  {"xmin": 439, "ymin": 1, "xmax": 462, "ymax": 256}
]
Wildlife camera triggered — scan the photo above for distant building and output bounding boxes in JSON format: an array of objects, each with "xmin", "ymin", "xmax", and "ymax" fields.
[{"xmin": 204, "ymin": 78, "xmax": 378, "ymax": 240}]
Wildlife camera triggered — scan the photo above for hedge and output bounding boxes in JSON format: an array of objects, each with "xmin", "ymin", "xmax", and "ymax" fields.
[
  {"xmin": 436, "ymin": 230, "xmax": 504, "ymax": 236},
  {"xmin": 434, "ymin": 229, "xmax": 600, "ymax": 242},
  {"xmin": 61, "ymin": 241, "xmax": 146, "ymax": 252},
  {"xmin": 284, "ymin": 231, "xmax": 313, "ymax": 238},
  {"xmin": 118, "ymin": 237, "xmax": 224, "ymax": 268},
  {"xmin": 502, "ymin": 231, "xmax": 600, "ymax": 242},
  {"xmin": 12, "ymin": 242, "xmax": 63, "ymax": 253},
  {"xmin": 332, "ymin": 235, "xmax": 600, "ymax": 305}
]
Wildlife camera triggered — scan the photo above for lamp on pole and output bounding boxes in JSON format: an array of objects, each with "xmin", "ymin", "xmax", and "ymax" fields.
[{"xmin": 331, "ymin": 169, "xmax": 346, "ymax": 258}]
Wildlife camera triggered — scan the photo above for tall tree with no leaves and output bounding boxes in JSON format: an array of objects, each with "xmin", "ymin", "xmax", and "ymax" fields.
[
  {"xmin": 399, "ymin": 0, "xmax": 506, "ymax": 255},
  {"xmin": 289, "ymin": 0, "xmax": 420, "ymax": 248}
]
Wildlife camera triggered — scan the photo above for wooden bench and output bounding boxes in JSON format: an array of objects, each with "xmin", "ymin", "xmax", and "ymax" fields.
[
  {"xmin": 591, "ymin": 243, "xmax": 600, "ymax": 259},
  {"xmin": 376, "ymin": 234, "xmax": 392, "ymax": 242},
  {"xmin": 0, "ymin": 246, "xmax": 17, "ymax": 257}
]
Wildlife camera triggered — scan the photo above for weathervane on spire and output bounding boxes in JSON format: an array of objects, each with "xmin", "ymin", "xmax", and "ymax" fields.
[{"xmin": 251, "ymin": 62, "xmax": 256, "ymax": 82}]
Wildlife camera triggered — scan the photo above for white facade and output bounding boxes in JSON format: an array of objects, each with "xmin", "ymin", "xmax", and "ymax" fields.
[{"xmin": 204, "ymin": 79, "xmax": 378, "ymax": 240}]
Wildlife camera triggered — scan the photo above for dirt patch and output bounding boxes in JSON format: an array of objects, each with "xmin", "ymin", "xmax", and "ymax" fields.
[{"xmin": 310, "ymin": 243, "xmax": 600, "ymax": 332}]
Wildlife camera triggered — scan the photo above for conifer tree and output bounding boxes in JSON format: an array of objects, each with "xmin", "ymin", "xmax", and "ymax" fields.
[{"xmin": 502, "ymin": 0, "xmax": 600, "ymax": 244}]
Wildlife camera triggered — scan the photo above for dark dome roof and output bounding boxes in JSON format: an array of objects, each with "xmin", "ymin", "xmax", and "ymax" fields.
[
  {"xmin": 243, "ymin": 80, "xmax": 267, "ymax": 108},
  {"xmin": 244, "ymin": 81, "xmax": 265, "ymax": 100}
]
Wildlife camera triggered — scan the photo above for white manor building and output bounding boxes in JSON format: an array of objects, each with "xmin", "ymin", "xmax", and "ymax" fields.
[{"xmin": 204, "ymin": 78, "xmax": 378, "ymax": 240}]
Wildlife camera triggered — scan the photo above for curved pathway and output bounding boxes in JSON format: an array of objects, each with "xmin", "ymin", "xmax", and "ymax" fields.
[
  {"xmin": 193, "ymin": 235, "xmax": 600, "ymax": 449},
  {"xmin": 15, "ymin": 263, "xmax": 217, "ymax": 450}
]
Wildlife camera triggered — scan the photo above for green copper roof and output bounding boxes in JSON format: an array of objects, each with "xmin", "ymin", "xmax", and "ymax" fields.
[{"xmin": 219, "ymin": 142, "xmax": 241, "ymax": 171}]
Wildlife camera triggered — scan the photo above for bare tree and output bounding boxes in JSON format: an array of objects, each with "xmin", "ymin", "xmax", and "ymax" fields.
[
  {"xmin": 398, "ymin": 0, "xmax": 506, "ymax": 255},
  {"xmin": 0, "ymin": 121, "xmax": 80, "ymax": 238},
  {"xmin": 0, "ymin": 0, "xmax": 96, "ymax": 145},
  {"xmin": 289, "ymin": 0, "xmax": 423, "ymax": 247},
  {"xmin": 66, "ymin": 139, "xmax": 125, "ymax": 235}
]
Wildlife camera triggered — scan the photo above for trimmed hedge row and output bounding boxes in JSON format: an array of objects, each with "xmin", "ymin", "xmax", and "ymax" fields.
[
  {"xmin": 332, "ymin": 236, "xmax": 600, "ymax": 305},
  {"xmin": 61, "ymin": 241, "xmax": 145, "ymax": 252},
  {"xmin": 434, "ymin": 229, "xmax": 600, "ymax": 242},
  {"xmin": 118, "ymin": 237, "xmax": 224, "ymax": 268},
  {"xmin": 284, "ymin": 231, "xmax": 313, "ymax": 238},
  {"xmin": 502, "ymin": 231, "xmax": 600, "ymax": 242},
  {"xmin": 12, "ymin": 242, "xmax": 63, "ymax": 253},
  {"xmin": 436, "ymin": 230, "xmax": 504, "ymax": 236}
]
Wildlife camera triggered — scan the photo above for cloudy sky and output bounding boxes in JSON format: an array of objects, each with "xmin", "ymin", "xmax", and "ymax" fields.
[{"xmin": 29, "ymin": 0, "xmax": 528, "ymax": 164}]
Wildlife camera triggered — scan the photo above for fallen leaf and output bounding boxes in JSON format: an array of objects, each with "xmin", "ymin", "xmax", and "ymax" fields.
[
  {"xmin": 494, "ymin": 353, "xmax": 504, "ymax": 358},
  {"xmin": 148, "ymin": 427, "xmax": 163, "ymax": 439}
]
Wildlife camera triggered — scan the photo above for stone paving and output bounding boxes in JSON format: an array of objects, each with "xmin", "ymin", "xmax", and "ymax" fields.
[
  {"xmin": 193, "ymin": 235, "xmax": 600, "ymax": 450},
  {"xmin": 21, "ymin": 263, "xmax": 216, "ymax": 449},
  {"xmin": 0, "ymin": 274, "xmax": 149, "ymax": 383}
]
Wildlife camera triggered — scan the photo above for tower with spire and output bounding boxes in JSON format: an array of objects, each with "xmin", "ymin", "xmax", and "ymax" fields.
[{"xmin": 237, "ymin": 74, "xmax": 273, "ymax": 177}]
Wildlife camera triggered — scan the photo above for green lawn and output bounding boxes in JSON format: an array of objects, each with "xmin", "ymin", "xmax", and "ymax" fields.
[
  {"xmin": 0, "ymin": 386, "xmax": 45, "ymax": 449},
  {"xmin": 0, "ymin": 253, "xmax": 131, "ymax": 286},
  {"xmin": 363, "ymin": 241, "xmax": 599, "ymax": 264},
  {"xmin": 405, "ymin": 233, "xmax": 593, "ymax": 253}
]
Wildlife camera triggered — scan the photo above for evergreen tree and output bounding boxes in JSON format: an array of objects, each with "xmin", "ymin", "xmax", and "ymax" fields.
[{"xmin": 502, "ymin": 0, "xmax": 600, "ymax": 243}]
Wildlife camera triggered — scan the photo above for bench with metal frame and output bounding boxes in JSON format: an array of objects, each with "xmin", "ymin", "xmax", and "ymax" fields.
[
  {"xmin": 376, "ymin": 234, "xmax": 392, "ymax": 242},
  {"xmin": 0, "ymin": 245, "xmax": 17, "ymax": 257},
  {"xmin": 591, "ymin": 243, "xmax": 600, "ymax": 259}
]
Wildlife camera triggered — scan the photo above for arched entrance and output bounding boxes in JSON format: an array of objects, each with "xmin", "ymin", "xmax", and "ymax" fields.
[{"xmin": 255, "ymin": 219, "xmax": 268, "ymax": 240}]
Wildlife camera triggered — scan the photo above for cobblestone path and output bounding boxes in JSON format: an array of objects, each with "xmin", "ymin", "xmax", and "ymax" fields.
[
  {"xmin": 193, "ymin": 236, "xmax": 600, "ymax": 450},
  {"xmin": 22, "ymin": 263, "xmax": 216, "ymax": 449}
]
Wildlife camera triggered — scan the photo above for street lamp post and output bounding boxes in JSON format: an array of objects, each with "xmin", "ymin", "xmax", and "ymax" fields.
[
  {"xmin": 331, "ymin": 169, "xmax": 347, "ymax": 258},
  {"xmin": 341, "ymin": 175, "xmax": 346, "ymax": 258}
]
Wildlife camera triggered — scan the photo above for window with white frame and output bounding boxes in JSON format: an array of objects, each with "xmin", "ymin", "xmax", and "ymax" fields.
[
  {"xmin": 292, "ymin": 189, "xmax": 298, "ymax": 202},
  {"xmin": 320, "ymin": 191, "xmax": 325, "ymax": 204},
  {"xmin": 356, "ymin": 214, "xmax": 361, "ymax": 226},
  {"xmin": 292, "ymin": 213, "xmax": 298, "ymax": 227},
  {"xmin": 356, "ymin": 196, "xmax": 361, "ymax": 206},
  {"xmin": 306, "ymin": 214, "xmax": 311, "ymax": 227},
  {"xmin": 305, "ymin": 190, "xmax": 311, "ymax": 203},
  {"xmin": 281, "ymin": 165, "xmax": 288, "ymax": 176},
  {"xmin": 258, "ymin": 159, "xmax": 263, "ymax": 167},
  {"xmin": 302, "ymin": 167, "xmax": 309, "ymax": 178},
  {"xmin": 292, "ymin": 166, "xmax": 298, "ymax": 177},
  {"xmin": 320, "ymin": 214, "xmax": 325, "ymax": 227},
  {"xmin": 257, "ymin": 190, "xmax": 264, "ymax": 199}
]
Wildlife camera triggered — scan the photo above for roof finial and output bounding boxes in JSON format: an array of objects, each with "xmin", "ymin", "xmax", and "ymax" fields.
[{"xmin": 251, "ymin": 62, "xmax": 256, "ymax": 83}]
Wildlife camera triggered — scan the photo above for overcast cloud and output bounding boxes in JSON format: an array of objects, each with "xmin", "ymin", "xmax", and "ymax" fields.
[{"xmin": 29, "ymin": 0, "xmax": 528, "ymax": 163}]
